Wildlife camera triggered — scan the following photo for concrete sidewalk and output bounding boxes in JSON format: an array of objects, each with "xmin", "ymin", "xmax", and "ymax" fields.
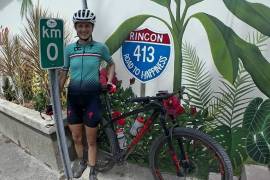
[
  {"xmin": 0, "ymin": 133, "xmax": 60, "ymax": 180},
  {"xmin": 80, "ymin": 162, "xmax": 156, "ymax": 180},
  {"xmin": 0, "ymin": 131, "xmax": 157, "ymax": 180},
  {"xmin": 0, "ymin": 132, "xmax": 244, "ymax": 180}
]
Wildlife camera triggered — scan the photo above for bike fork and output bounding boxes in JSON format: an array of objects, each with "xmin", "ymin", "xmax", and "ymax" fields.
[{"xmin": 160, "ymin": 113, "xmax": 182, "ymax": 177}]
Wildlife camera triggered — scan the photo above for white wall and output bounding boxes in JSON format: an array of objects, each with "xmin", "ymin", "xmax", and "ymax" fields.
[{"xmin": 0, "ymin": 0, "xmax": 269, "ymax": 97}]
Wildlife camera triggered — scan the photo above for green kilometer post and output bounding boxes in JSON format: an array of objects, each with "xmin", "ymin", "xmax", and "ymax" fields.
[
  {"xmin": 39, "ymin": 18, "xmax": 73, "ymax": 179},
  {"xmin": 39, "ymin": 18, "xmax": 64, "ymax": 69}
]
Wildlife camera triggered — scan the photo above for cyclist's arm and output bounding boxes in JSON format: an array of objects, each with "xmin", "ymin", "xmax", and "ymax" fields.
[
  {"xmin": 101, "ymin": 44, "xmax": 115, "ymax": 83},
  {"xmin": 107, "ymin": 62, "xmax": 115, "ymax": 83}
]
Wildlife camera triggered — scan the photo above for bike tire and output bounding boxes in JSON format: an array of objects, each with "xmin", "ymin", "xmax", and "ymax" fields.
[
  {"xmin": 95, "ymin": 119, "xmax": 118, "ymax": 172},
  {"xmin": 149, "ymin": 127, "xmax": 233, "ymax": 180}
]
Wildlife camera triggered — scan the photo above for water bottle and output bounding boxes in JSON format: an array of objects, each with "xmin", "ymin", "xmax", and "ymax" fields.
[
  {"xmin": 130, "ymin": 116, "xmax": 145, "ymax": 136},
  {"xmin": 116, "ymin": 128, "xmax": 127, "ymax": 150}
]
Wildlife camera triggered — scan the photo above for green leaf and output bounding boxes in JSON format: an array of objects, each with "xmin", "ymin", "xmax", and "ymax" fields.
[
  {"xmin": 182, "ymin": 43, "xmax": 213, "ymax": 109},
  {"xmin": 209, "ymin": 125, "xmax": 248, "ymax": 169},
  {"xmin": 209, "ymin": 63, "xmax": 254, "ymax": 128},
  {"xmin": 185, "ymin": 0, "xmax": 204, "ymax": 7},
  {"xmin": 150, "ymin": 0, "xmax": 171, "ymax": 8},
  {"xmin": 244, "ymin": 98, "xmax": 270, "ymax": 164},
  {"xmin": 223, "ymin": 0, "xmax": 270, "ymax": 36},
  {"xmin": 263, "ymin": 116, "xmax": 270, "ymax": 144},
  {"xmin": 193, "ymin": 13, "xmax": 239, "ymax": 84},
  {"xmin": 246, "ymin": 31, "xmax": 269, "ymax": 51},
  {"xmin": 193, "ymin": 13, "xmax": 270, "ymax": 98},
  {"xmin": 246, "ymin": 133, "xmax": 270, "ymax": 164},
  {"xmin": 243, "ymin": 98, "xmax": 270, "ymax": 133},
  {"xmin": 105, "ymin": 15, "xmax": 151, "ymax": 54},
  {"xmin": 233, "ymin": 35, "xmax": 270, "ymax": 98}
]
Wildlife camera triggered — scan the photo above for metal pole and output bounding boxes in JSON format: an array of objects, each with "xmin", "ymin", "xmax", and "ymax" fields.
[
  {"xmin": 48, "ymin": 69, "xmax": 73, "ymax": 179},
  {"xmin": 82, "ymin": 0, "xmax": 88, "ymax": 9},
  {"xmin": 140, "ymin": 83, "xmax": 146, "ymax": 97}
]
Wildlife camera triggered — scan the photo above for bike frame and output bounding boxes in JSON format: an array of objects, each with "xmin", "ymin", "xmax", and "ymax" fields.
[{"xmin": 100, "ymin": 93, "xmax": 183, "ymax": 175}]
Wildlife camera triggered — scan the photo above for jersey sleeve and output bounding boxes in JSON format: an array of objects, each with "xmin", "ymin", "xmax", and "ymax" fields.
[
  {"xmin": 62, "ymin": 46, "xmax": 70, "ymax": 71},
  {"xmin": 101, "ymin": 44, "xmax": 114, "ymax": 64}
]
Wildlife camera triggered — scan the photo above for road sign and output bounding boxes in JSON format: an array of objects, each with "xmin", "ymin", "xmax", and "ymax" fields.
[
  {"xmin": 121, "ymin": 28, "xmax": 171, "ymax": 82},
  {"xmin": 39, "ymin": 18, "xmax": 72, "ymax": 179},
  {"xmin": 39, "ymin": 18, "xmax": 64, "ymax": 69}
]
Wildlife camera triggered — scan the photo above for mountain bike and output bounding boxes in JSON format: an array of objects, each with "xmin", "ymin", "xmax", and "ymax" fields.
[{"xmin": 95, "ymin": 87, "xmax": 233, "ymax": 180}]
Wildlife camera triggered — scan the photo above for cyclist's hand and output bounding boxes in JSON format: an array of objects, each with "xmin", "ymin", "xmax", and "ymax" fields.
[
  {"xmin": 107, "ymin": 82, "xmax": 117, "ymax": 94},
  {"xmin": 45, "ymin": 104, "xmax": 53, "ymax": 116}
]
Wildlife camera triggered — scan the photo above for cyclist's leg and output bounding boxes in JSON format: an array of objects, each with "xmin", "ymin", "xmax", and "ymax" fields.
[
  {"xmin": 67, "ymin": 93, "xmax": 84, "ymax": 158},
  {"xmin": 83, "ymin": 94, "xmax": 102, "ymax": 165},
  {"xmin": 83, "ymin": 94, "xmax": 102, "ymax": 179},
  {"xmin": 85, "ymin": 126, "xmax": 98, "ymax": 166},
  {"xmin": 67, "ymin": 93, "xmax": 87, "ymax": 178},
  {"xmin": 68, "ymin": 124, "xmax": 84, "ymax": 158}
]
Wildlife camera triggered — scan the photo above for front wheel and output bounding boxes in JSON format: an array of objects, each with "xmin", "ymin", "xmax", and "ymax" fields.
[
  {"xmin": 95, "ymin": 118, "xmax": 118, "ymax": 172},
  {"xmin": 149, "ymin": 127, "xmax": 233, "ymax": 180}
]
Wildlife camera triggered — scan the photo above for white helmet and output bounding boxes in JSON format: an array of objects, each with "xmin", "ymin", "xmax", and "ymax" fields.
[{"xmin": 73, "ymin": 9, "xmax": 96, "ymax": 24}]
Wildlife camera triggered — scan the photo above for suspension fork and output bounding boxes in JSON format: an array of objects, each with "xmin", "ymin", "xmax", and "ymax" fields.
[
  {"xmin": 159, "ymin": 112, "xmax": 182, "ymax": 176},
  {"xmin": 171, "ymin": 119, "xmax": 187, "ymax": 163}
]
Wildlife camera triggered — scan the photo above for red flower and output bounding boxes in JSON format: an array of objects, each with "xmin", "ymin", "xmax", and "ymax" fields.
[
  {"xmin": 112, "ymin": 73, "xmax": 118, "ymax": 85},
  {"xmin": 112, "ymin": 111, "xmax": 121, "ymax": 118},
  {"xmin": 117, "ymin": 118, "xmax": 126, "ymax": 126},
  {"xmin": 99, "ymin": 68, "xmax": 119, "ymax": 86},
  {"xmin": 163, "ymin": 96, "xmax": 185, "ymax": 118},
  {"xmin": 176, "ymin": 105, "xmax": 185, "ymax": 115},
  {"xmin": 100, "ymin": 68, "xmax": 107, "ymax": 77},
  {"xmin": 190, "ymin": 105, "xmax": 197, "ymax": 115},
  {"xmin": 99, "ymin": 68, "xmax": 108, "ymax": 86},
  {"xmin": 112, "ymin": 111, "xmax": 125, "ymax": 126},
  {"xmin": 99, "ymin": 75, "xmax": 107, "ymax": 86}
]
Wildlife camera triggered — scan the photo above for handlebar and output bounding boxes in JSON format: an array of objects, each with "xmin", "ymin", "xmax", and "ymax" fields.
[{"xmin": 127, "ymin": 87, "xmax": 187, "ymax": 104}]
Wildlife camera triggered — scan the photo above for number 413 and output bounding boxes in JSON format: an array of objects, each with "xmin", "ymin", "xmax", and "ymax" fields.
[{"xmin": 134, "ymin": 45, "xmax": 155, "ymax": 63}]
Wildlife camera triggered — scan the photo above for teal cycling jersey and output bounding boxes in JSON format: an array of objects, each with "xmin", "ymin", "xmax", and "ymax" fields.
[{"xmin": 63, "ymin": 40, "xmax": 113, "ymax": 94}]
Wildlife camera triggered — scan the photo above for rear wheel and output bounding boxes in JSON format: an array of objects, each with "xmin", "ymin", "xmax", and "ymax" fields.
[{"xmin": 149, "ymin": 127, "xmax": 233, "ymax": 180}]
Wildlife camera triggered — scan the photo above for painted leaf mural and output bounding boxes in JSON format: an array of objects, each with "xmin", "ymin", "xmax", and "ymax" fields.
[
  {"xmin": 243, "ymin": 98, "xmax": 270, "ymax": 164},
  {"xmin": 150, "ymin": 0, "xmax": 171, "ymax": 7},
  {"xmin": 263, "ymin": 114, "xmax": 270, "ymax": 145},
  {"xmin": 210, "ymin": 125, "xmax": 248, "ymax": 169},
  {"xmin": 246, "ymin": 133, "xmax": 270, "ymax": 164},
  {"xmin": 105, "ymin": 0, "xmax": 270, "ymax": 97},
  {"xmin": 205, "ymin": 63, "xmax": 254, "ymax": 169},
  {"xmin": 192, "ymin": 13, "xmax": 239, "ymax": 84},
  {"xmin": 223, "ymin": 0, "xmax": 270, "ymax": 36},
  {"xmin": 105, "ymin": 15, "xmax": 151, "ymax": 54},
  {"xmin": 192, "ymin": 13, "xmax": 270, "ymax": 98},
  {"xmin": 185, "ymin": 0, "xmax": 205, "ymax": 7},
  {"xmin": 243, "ymin": 98, "xmax": 270, "ymax": 133},
  {"xmin": 103, "ymin": 1, "xmax": 270, "ymax": 167},
  {"xmin": 213, "ymin": 64, "xmax": 255, "ymax": 128},
  {"xmin": 233, "ymin": 35, "xmax": 270, "ymax": 98},
  {"xmin": 182, "ymin": 43, "xmax": 213, "ymax": 109}
]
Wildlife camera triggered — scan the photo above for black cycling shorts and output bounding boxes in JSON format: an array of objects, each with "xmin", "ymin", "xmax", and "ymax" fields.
[{"xmin": 67, "ymin": 93, "xmax": 101, "ymax": 128}]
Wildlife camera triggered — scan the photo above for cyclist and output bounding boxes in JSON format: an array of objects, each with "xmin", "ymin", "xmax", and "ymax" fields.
[{"xmin": 59, "ymin": 9, "xmax": 115, "ymax": 180}]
